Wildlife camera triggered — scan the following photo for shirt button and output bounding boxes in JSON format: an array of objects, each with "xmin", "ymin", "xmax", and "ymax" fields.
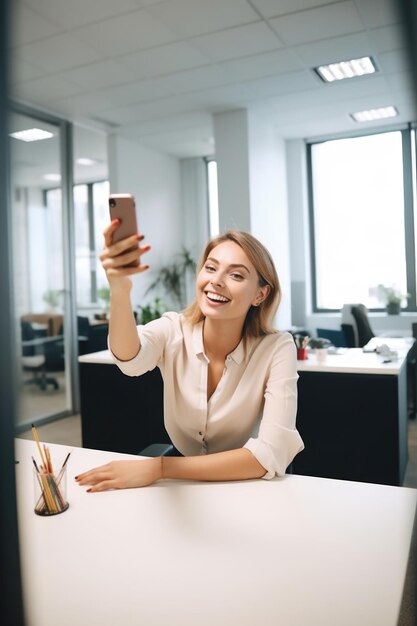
[{"xmin": 199, "ymin": 431, "xmax": 203, "ymax": 436}]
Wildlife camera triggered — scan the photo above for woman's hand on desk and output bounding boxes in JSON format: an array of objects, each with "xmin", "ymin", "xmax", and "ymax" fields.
[
  {"xmin": 75, "ymin": 458, "xmax": 162, "ymax": 492},
  {"xmin": 75, "ymin": 449, "xmax": 266, "ymax": 491}
]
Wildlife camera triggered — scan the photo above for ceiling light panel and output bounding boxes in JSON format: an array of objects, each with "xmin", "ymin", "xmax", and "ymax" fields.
[
  {"xmin": 314, "ymin": 56, "xmax": 377, "ymax": 82},
  {"xmin": 350, "ymin": 106, "xmax": 398, "ymax": 122},
  {"xmin": 9, "ymin": 128, "xmax": 54, "ymax": 142}
]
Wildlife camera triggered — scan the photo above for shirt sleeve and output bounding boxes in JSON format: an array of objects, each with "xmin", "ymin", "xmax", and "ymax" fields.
[
  {"xmin": 109, "ymin": 312, "xmax": 177, "ymax": 377},
  {"xmin": 243, "ymin": 334, "xmax": 304, "ymax": 479}
]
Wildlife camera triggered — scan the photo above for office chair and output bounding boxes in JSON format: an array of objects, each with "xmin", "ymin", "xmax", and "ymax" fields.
[
  {"xmin": 21, "ymin": 321, "xmax": 60, "ymax": 390},
  {"xmin": 341, "ymin": 304, "xmax": 375, "ymax": 347},
  {"xmin": 316, "ymin": 328, "xmax": 347, "ymax": 347},
  {"xmin": 350, "ymin": 304, "xmax": 375, "ymax": 347}
]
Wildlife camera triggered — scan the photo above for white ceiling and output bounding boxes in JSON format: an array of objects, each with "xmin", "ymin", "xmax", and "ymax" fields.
[{"xmin": 9, "ymin": 0, "xmax": 416, "ymax": 163}]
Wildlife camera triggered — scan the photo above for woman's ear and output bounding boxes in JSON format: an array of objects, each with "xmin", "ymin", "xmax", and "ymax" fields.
[{"xmin": 252, "ymin": 284, "xmax": 270, "ymax": 307}]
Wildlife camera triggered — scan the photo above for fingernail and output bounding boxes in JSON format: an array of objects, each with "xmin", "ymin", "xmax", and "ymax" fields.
[
  {"xmin": 74, "ymin": 475, "xmax": 78, "ymax": 480},
  {"xmin": 136, "ymin": 234, "xmax": 144, "ymax": 241},
  {"xmin": 87, "ymin": 488, "xmax": 92, "ymax": 493},
  {"xmin": 112, "ymin": 218, "xmax": 120, "ymax": 225}
]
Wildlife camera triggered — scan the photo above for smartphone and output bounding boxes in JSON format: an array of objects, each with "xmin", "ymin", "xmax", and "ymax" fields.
[{"xmin": 108, "ymin": 193, "xmax": 139, "ymax": 267}]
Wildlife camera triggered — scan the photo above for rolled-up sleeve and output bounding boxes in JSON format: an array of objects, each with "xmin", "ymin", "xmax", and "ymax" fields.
[
  {"xmin": 109, "ymin": 313, "xmax": 176, "ymax": 377},
  {"xmin": 243, "ymin": 337, "xmax": 304, "ymax": 479}
]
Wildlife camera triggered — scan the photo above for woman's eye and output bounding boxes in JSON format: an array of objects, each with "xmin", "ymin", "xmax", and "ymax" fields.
[
  {"xmin": 231, "ymin": 273, "xmax": 243, "ymax": 280},
  {"xmin": 205, "ymin": 265, "xmax": 215, "ymax": 272}
]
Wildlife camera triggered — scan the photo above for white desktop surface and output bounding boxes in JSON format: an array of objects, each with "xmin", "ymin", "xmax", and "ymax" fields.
[
  {"xmin": 78, "ymin": 348, "xmax": 113, "ymax": 365},
  {"xmin": 15, "ymin": 439, "xmax": 416, "ymax": 626},
  {"xmin": 80, "ymin": 344, "xmax": 411, "ymax": 375},
  {"xmin": 297, "ymin": 346, "xmax": 410, "ymax": 374}
]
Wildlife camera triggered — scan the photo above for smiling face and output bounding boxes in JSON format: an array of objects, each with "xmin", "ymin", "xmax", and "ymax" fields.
[{"xmin": 196, "ymin": 240, "xmax": 269, "ymax": 327}]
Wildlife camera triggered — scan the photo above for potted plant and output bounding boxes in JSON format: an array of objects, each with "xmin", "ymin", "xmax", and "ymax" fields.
[
  {"xmin": 308, "ymin": 337, "xmax": 331, "ymax": 364},
  {"xmin": 145, "ymin": 247, "xmax": 196, "ymax": 310},
  {"xmin": 376, "ymin": 284, "xmax": 409, "ymax": 315},
  {"xmin": 42, "ymin": 289, "xmax": 63, "ymax": 312},
  {"xmin": 136, "ymin": 297, "xmax": 165, "ymax": 324},
  {"xmin": 97, "ymin": 286, "xmax": 111, "ymax": 316}
]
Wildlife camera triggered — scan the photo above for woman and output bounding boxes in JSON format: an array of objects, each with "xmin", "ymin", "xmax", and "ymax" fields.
[{"xmin": 76, "ymin": 221, "xmax": 304, "ymax": 492}]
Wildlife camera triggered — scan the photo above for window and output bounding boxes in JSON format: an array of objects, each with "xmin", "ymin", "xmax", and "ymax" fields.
[
  {"xmin": 308, "ymin": 129, "xmax": 414, "ymax": 311},
  {"xmin": 207, "ymin": 159, "xmax": 219, "ymax": 237},
  {"xmin": 74, "ymin": 180, "xmax": 109, "ymax": 306},
  {"xmin": 46, "ymin": 180, "xmax": 109, "ymax": 307}
]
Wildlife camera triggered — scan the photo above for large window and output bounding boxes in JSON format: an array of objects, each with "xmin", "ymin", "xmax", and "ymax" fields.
[
  {"xmin": 308, "ymin": 129, "xmax": 415, "ymax": 311},
  {"xmin": 207, "ymin": 159, "xmax": 219, "ymax": 237}
]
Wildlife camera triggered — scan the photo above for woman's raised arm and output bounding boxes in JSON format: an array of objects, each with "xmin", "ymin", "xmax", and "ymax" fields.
[{"xmin": 100, "ymin": 219, "xmax": 151, "ymax": 361}]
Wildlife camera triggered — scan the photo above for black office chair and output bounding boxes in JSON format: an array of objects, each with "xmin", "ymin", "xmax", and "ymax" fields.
[
  {"xmin": 350, "ymin": 304, "xmax": 375, "ymax": 347},
  {"xmin": 341, "ymin": 303, "xmax": 375, "ymax": 347}
]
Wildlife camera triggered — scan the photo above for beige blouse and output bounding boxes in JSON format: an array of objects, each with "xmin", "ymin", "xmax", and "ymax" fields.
[{"xmin": 110, "ymin": 312, "xmax": 304, "ymax": 478}]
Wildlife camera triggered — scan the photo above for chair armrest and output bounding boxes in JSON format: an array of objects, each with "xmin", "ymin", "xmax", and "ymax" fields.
[{"xmin": 138, "ymin": 443, "xmax": 174, "ymax": 457}]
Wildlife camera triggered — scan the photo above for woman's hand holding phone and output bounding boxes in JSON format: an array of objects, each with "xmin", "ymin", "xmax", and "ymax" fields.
[{"xmin": 100, "ymin": 193, "xmax": 151, "ymax": 290}]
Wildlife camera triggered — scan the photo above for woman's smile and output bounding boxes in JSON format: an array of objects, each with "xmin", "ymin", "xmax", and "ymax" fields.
[{"xmin": 204, "ymin": 290, "xmax": 231, "ymax": 305}]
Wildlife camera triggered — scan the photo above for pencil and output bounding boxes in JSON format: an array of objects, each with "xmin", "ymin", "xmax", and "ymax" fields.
[{"xmin": 31, "ymin": 424, "xmax": 47, "ymax": 469}]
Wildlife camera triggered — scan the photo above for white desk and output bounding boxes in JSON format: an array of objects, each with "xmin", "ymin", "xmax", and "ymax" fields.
[
  {"xmin": 297, "ymin": 344, "xmax": 411, "ymax": 375},
  {"xmin": 293, "ymin": 342, "xmax": 413, "ymax": 485},
  {"xmin": 15, "ymin": 439, "xmax": 416, "ymax": 626}
]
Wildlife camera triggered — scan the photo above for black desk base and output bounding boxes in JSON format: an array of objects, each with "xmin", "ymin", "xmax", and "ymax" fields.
[
  {"xmin": 292, "ymin": 366, "xmax": 408, "ymax": 486},
  {"xmin": 80, "ymin": 363, "xmax": 170, "ymax": 455}
]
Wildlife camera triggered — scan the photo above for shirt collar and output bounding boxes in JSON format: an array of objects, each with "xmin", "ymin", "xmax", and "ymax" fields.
[{"xmin": 192, "ymin": 320, "xmax": 247, "ymax": 365}]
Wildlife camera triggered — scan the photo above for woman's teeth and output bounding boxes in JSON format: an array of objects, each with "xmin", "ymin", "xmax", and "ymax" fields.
[{"xmin": 206, "ymin": 292, "xmax": 229, "ymax": 303}]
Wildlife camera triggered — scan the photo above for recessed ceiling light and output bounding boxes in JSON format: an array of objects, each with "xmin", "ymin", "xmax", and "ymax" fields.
[
  {"xmin": 314, "ymin": 56, "xmax": 377, "ymax": 83},
  {"xmin": 76, "ymin": 157, "xmax": 98, "ymax": 166},
  {"xmin": 9, "ymin": 128, "xmax": 54, "ymax": 142},
  {"xmin": 350, "ymin": 106, "xmax": 399, "ymax": 122},
  {"xmin": 43, "ymin": 173, "xmax": 61, "ymax": 182}
]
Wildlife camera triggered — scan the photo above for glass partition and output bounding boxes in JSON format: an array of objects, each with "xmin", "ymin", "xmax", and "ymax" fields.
[{"xmin": 9, "ymin": 110, "xmax": 72, "ymax": 427}]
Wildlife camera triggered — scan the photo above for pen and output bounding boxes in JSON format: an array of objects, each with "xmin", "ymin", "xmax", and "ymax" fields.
[{"xmin": 60, "ymin": 451, "xmax": 71, "ymax": 471}]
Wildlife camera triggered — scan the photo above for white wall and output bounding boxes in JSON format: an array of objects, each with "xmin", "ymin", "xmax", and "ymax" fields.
[
  {"xmin": 286, "ymin": 139, "xmax": 310, "ymax": 329},
  {"xmin": 181, "ymin": 157, "xmax": 209, "ymax": 304},
  {"xmin": 212, "ymin": 108, "xmax": 292, "ymax": 330},
  {"xmin": 213, "ymin": 109, "xmax": 251, "ymax": 232},
  {"xmin": 107, "ymin": 133, "xmax": 182, "ymax": 310},
  {"xmin": 248, "ymin": 111, "xmax": 291, "ymax": 330}
]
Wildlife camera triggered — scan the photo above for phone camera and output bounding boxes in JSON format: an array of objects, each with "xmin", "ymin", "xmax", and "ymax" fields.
[{"xmin": 109, "ymin": 198, "xmax": 116, "ymax": 208}]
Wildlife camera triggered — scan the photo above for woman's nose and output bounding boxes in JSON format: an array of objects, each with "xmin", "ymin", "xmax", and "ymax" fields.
[{"xmin": 210, "ymin": 272, "xmax": 225, "ymax": 287}]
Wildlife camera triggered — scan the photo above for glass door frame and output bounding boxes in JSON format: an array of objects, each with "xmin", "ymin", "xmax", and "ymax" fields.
[{"xmin": 11, "ymin": 101, "xmax": 80, "ymax": 430}]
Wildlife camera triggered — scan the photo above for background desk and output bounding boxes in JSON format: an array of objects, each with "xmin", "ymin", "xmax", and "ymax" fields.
[
  {"xmin": 15, "ymin": 439, "xmax": 417, "ymax": 626},
  {"xmin": 293, "ymin": 344, "xmax": 412, "ymax": 486}
]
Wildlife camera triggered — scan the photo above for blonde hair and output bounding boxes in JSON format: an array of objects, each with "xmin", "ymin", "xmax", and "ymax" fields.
[{"xmin": 183, "ymin": 230, "xmax": 281, "ymax": 337}]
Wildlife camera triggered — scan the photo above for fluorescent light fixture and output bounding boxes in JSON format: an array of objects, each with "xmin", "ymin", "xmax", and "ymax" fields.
[
  {"xmin": 315, "ymin": 56, "xmax": 377, "ymax": 82},
  {"xmin": 9, "ymin": 128, "xmax": 54, "ymax": 142},
  {"xmin": 76, "ymin": 157, "xmax": 98, "ymax": 166},
  {"xmin": 43, "ymin": 173, "xmax": 61, "ymax": 182},
  {"xmin": 350, "ymin": 106, "xmax": 398, "ymax": 122}
]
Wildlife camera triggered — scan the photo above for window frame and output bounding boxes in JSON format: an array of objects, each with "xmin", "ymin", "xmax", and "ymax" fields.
[{"xmin": 307, "ymin": 125, "xmax": 417, "ymax": 313}]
